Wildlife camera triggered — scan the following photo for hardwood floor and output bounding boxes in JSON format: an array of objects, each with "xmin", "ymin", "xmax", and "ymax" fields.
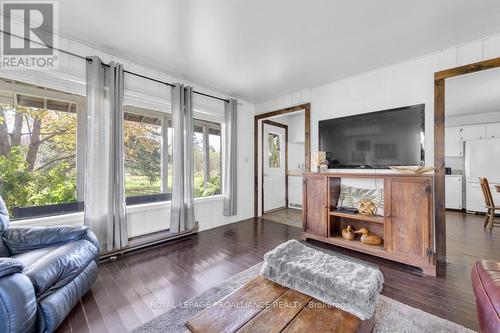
[{"xmin": 57, "ymin": 211, "xmax": 498, "ymax": 332}]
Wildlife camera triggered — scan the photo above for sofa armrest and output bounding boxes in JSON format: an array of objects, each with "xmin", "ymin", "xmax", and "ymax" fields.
[
  {"xmin": 0, "ymin": 260, "xmax": 36, "ymax": 333},
  {"xmin": 0, "ymin": 258, "xmax": 24, "ymax": 278},
  {"xmin": 2, "ymin": 225, "xmax": 93, "ymax": 255},
  {"xmin": 82, "ymin": 229, "xmax": 100, "ymax": 257}
]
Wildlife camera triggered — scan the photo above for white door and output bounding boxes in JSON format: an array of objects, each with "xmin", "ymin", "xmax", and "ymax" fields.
[{"xmin": 263, "ymin": 123, "xmax": 286, "ymax": 212}]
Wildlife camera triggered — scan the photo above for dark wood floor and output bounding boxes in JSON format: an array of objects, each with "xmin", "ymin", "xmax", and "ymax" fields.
[{"xmin": 56, "ymin": 211, "xmax": 498, "ymax": 332}]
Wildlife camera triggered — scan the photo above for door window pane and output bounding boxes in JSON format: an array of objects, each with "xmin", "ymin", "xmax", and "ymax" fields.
[{"xmin": 268, "ymin": 133, "xmax": 280, "ymax": 168}]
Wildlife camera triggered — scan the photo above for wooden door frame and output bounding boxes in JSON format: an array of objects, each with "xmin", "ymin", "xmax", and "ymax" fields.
[
  {"xmin": 254, "ymin": 103, "xmax": 311, "ymax": 217},
  {"xmin": 262, "ymin": 120, "xmax": 288, "ymax": 214},
  {"xmin": 434, "ymin": 56, "xmax": 500, "ymax": 264}
]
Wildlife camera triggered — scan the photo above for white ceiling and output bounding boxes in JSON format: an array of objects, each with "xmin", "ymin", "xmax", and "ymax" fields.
[
  {"xmin": 57, "ymin": 0, "xmax": 500, "ymax": 102},
  {"xmin": 446, "ymin": 67, "xmax": 500, "ymax": 117}
]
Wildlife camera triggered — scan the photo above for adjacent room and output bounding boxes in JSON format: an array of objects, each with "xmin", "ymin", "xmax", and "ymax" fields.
[{"xmin": 1, "ymin": 1, "xmax": 500, "ymax": 333}]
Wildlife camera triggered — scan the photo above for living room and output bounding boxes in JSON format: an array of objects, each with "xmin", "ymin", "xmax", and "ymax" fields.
[{"xmin": 0, "ymin": 1, "xmax": 500, "ymax": 333}]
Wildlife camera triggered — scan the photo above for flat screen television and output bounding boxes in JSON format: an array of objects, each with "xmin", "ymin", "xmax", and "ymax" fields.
[{"xmin": 318, "ymin": 104, "xmax": 425, "ymax": 169}]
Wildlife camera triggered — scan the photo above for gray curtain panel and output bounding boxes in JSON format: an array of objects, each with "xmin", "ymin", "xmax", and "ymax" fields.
[
  {"xmin": 223, "ymin": 99, "xmax": 237, "ymax": 216},
  {"xmin": 170, "ymin": 84, "xmax": 195, "ymax": 233},
  {"xmin": 84, "ymin": 56, "xmax": 128, "ymax": 252}
]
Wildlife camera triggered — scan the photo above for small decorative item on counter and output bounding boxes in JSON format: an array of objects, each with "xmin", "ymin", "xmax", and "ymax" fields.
[
  {"xmin": 341, "ymin": 225, "xmax": 357, "ymax": 240},
  {"xmin": 311, "ymin": 151, "xmax": 326, "ymax": 172},
  {"xmin": 319, "ymin": 159, "xmax": 329, "ymax": 172},
  {"xmin": 358, "ymin": 199, "xmax": 376, "ymax": 215},
  {"xmin": 354, "ymin": 228, "xmax": 383, "ymax": 246}
]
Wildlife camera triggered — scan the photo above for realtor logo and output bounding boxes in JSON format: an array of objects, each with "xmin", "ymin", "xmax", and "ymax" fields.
[{"xmin": 1, "ymin": 1, "xmax": 59, "ymax": 69}]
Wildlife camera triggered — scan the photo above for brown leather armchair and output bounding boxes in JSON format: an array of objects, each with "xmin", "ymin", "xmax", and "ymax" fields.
[{"xmin": 472, "ymin": 260, "xmax": 500, "ymax": 333}]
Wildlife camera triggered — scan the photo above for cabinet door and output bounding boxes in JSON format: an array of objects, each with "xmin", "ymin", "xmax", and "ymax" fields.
[
  {"xmin": 461, "ymin": 126, "xmax": 486, "ymax": 141},
  {"xmin": 388, "ymin": 178, "xmax": 432, "ymax": 261},
  {"xmin": 303, "ymin": 175, "xmax": 328, "ymax": 237},
  {"xmin": 445, "ymin": 176, "xmax": 462, "ymax": 209},
  {"xmin": 445, "ymin": 127, "xmax": 463, "ymax": 157},
  {"xmin": 486, "ymin": 123, "xmax": 500, "ymax": 139}
]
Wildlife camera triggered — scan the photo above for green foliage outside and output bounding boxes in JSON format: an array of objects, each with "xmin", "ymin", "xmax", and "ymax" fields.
[{"xmin": 0, "ymin": 105, "xmax": 78, "ymax": 215}]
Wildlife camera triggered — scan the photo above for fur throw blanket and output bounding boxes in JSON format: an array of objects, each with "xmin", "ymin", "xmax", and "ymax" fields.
[{"xmin": 260, "ymin": 240, "xmax": 384, "ymax": 320}]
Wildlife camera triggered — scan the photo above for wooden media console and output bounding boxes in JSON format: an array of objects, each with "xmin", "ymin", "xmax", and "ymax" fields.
[{"xmin": 302, "ymin": 172, "xmax": 436, "ymax": 276}]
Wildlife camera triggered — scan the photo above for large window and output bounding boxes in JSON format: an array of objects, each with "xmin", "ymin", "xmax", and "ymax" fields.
[
  {"xmin": 123, "ymin": 107, "xmax": 222, "ymax": 200},
  {"xmin": 0, "ymin": 80, "xmax": 84, "ymax": 219},
  {"xmin": 0, "ymin": 78, "xmax": 223, "ymax": 219}
]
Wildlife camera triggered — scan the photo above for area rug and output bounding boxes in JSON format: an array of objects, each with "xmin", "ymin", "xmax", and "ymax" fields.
[{"xmin": 132, "ymin": 262, "xmax": 475, "ymax": 333}]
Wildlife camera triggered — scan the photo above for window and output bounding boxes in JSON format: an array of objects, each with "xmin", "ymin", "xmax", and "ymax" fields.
[
  {"xmin": 268, "ymin": 133, "xmax": 280, "ymax": 168},
  {"xmin": 123, "ymin": 106, "xmax": 222, "ymax": 201},
  {"xmin": 0, "ymin": 78, "xmax": 223, "ymax": 219},
  {"xmin": 193, "ymin": 119, "xmax": 221, "ymax": 197},
  {"xmin": 0, "ymin": 79, "xmax": 84, "ymax": 219},
  {"xmin": 123, "ymin": 112, "xmax": 162, "ymax": 196}
]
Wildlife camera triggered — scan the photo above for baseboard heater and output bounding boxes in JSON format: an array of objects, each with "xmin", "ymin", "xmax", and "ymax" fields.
[{"xmin": 99, "ymin": 221, "xmax": 199, "ymax": 262}]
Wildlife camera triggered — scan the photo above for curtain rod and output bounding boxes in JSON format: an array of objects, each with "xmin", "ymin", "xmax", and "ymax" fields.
[{"xmin": 0, "ymin": 30, "xmax": 230, "ymax": 103}]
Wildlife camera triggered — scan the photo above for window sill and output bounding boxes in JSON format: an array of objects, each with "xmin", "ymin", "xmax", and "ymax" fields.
[
  {"xmin": 11, "ymin": 195, "xmax": 225, "ymax": 225},
  {"xmin": 127, "ymin": 194, "xmax": 223, "ymax": 213},
  {"xmin": 11, "ymin": 211, "xmax": 84, "ymax": 227}
]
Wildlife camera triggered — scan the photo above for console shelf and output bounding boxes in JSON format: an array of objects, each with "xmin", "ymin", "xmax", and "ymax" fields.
[
  {"xmin": 302, "ymin": 172, "xmax": 436, "ymax": 276},
  {"xmin": 329, "ymin": 210, "xmax": 385, "ymax": 224}
]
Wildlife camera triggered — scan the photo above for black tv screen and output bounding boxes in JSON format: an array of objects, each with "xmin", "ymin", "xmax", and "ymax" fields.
[{"xmin": 318, "ymin": 104, "xmax": 425, "ymax": 169}]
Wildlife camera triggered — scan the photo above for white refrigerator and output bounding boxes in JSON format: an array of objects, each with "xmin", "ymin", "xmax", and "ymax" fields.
[{"xmin": 465, "ymin": 138, "xmax": 500, "ymax": 212}]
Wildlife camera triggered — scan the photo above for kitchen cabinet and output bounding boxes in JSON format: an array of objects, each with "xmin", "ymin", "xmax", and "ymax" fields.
[
  {"xmin": 287, "ymin": 175, "xmax": 303, "ymax": 208},
  {"xmin": 445, "ymin": 175, "xmax": 462, "ymax": 209},
  {"xmin": 445, "ymin": 127, "xmax": 463, "ymax": 157},
  {"xmin": 461, "ymin": 126, "xmax": 486, "ymax": 141},
  {"xmin": 486, "ymin": 123, "xmax": 500, "ymax": 139}
]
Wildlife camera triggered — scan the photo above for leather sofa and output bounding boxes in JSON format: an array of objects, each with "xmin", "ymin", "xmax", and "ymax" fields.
[
  {"xmin": 472, "ymin": 260, "xmax": 500, "ymax": 333},
  {"xmin": 0, "ymin": 196, "xmax": 99, "ymax": 333}
]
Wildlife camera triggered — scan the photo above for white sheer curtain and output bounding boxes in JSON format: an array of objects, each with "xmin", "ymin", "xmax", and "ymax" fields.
[
  {"xmin": 223, "ymin": 99, "xmax": 237, "ymax": 216},
  {"xmin": 170, "ymin": 83, "xmax": 195, "ymax": 233},
  {"xmin": 84, "ymin": 56, "xmax": 128, "ymax": 251}
]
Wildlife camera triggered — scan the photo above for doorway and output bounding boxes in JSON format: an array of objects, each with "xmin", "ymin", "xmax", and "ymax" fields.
[
  {"xmin": 435, "ymin": 57, "xmax": 500, "ymax": 264},
  {"xmin": 254, "ymin": 103, "xmax": 311, "ymax": 225}
]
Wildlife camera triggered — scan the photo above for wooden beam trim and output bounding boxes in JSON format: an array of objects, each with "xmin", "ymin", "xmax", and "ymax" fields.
[{"xmin": 434, "ymin": 56, "xmax": 500, "ymax": 80}]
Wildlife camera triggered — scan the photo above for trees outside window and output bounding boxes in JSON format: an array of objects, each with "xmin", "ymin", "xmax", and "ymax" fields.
[{"xmin": 0, "ymin": 90, "xmax": 80, "ymax": 217}]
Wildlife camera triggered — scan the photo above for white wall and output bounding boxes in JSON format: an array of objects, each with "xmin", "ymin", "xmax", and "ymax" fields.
[
  {"xmin": 5, "ymin": 32, "xmax": 255, "ymax": 235},
  {"xmin": 256, "ymin": 33, "xmax": 500, "ymax": 168}
]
